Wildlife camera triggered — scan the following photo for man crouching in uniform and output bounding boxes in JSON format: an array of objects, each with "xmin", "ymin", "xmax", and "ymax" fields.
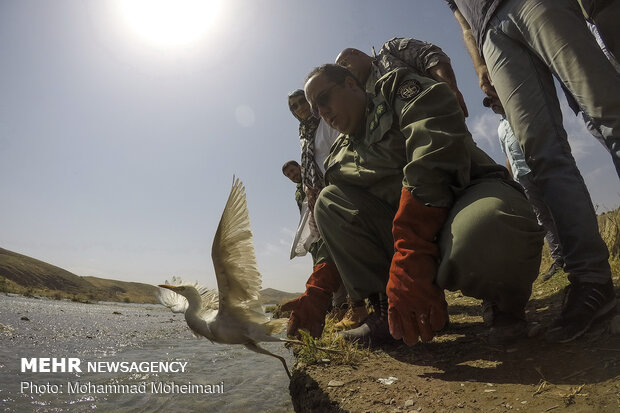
[{"xmin": 288, "ymin": 63, "xmax": 544, "ymax": 346}]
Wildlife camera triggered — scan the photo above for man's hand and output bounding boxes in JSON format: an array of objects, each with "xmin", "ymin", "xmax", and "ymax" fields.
[
  {"xmin": 281, "ymin": 262, "xmax": 341, "ymax": 338},
  {"xmin": 429, "ymin": 62, "xmax": 469, "ymax": 117},
  {"xmin": 387, "ymin": 274, "xmax": 448, "ymax": 345},
  {"xmin": 387, "ymin": 188, "xmax": 449, "ymax": 346},
  {"xmin": 476, "ymin": 64, "xmax": 498, "ymax": 99},
  {"xmin": 305, "ymin": 186, "xmax": 321, "ymax": 213},
  {"xmin": 281, "ymin": 293, "xmax": 330, "ymax": 338}
]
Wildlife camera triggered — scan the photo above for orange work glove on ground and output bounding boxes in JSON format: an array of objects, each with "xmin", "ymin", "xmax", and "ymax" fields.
[
  {"xmin": 387, "ymin": 187, "xmax": 449, "ymax": 346},
  {"xmin": 281, "ymin": 262, "xmax": 341, "ymax": 338}
]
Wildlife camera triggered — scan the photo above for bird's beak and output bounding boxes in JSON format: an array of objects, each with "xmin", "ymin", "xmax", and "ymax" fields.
[{"xmin": 158, "ymin": 284, "xmax": 179, "ymax": 291}]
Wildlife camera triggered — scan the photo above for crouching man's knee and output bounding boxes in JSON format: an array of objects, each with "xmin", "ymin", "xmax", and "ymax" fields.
[{"xmin": 437, "ymin": 180, "xmax": 544, "ymax": 312}]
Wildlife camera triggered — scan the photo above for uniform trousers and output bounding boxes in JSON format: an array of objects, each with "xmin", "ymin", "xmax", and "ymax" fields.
[{"xmin": 315, "ymin": 180, "xmax": 544, "ymax": 315}]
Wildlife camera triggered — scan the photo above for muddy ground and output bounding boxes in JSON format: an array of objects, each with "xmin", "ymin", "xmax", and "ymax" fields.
[{"xmin": 289, "ymin": 273, "xmax": 620, "ymax": 413}]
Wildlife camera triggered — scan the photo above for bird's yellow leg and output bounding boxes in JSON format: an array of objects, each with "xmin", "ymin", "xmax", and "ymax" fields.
[{"xmin": 244, "ymin": 342, "xmax": 291, "ymax": 379}]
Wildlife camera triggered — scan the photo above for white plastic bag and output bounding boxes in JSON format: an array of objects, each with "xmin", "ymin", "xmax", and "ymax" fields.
[{"xmin": 290, "ymin": 199, "xmax": 319, "ymax": 259}]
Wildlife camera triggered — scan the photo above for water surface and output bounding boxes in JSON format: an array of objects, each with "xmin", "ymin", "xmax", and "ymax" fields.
[{"xmin": 0, "ymin": 295, "xmax": 294, "ymax": 412}]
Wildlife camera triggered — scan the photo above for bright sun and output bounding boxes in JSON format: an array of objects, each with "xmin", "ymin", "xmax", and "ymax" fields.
[{"xmin": 118, "ymin": 0, "xmax": 223, "ymax": 47}]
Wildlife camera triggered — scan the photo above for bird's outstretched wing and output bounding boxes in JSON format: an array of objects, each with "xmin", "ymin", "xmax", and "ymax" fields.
[{"xmin": 211, "ymin": 177, "xmax": 262, "ymax": 312}]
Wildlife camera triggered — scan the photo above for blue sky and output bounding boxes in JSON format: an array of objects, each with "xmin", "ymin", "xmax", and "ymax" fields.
[{"xmin": 1, "ymin": 0, "xmax": 618, "ymax": 293}]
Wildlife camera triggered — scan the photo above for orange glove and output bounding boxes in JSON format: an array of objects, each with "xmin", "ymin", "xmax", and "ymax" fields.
[
  {"xmin": 387, "ymin": 188, "xmax": 449, "ymax": 346},
  {"xmin": 281, "ymin": 262, "xmax": 341, "ymax": 338}
]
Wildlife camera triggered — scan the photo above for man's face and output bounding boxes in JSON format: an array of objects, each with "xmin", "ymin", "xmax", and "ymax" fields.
[
  {"xmin": 304, "ymin": 73, "xmax": 365, "ymax": 135},
  {"xmin": 288, "ymin": 95, "xmax": 312, "ymax": 121},
  {"xmin": 283, "ymin": 164, "xmax": 301, "ymax": 183}
]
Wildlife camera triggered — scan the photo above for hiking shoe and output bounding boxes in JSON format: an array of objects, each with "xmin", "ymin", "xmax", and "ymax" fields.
[
  {"xmin": 333, "ymin": 302, "xmax": 369, "ymax": 331},
  {"xmin": 338, "ymin": 294, "xmax": 398, "ymax": 346},
  {"xmin": 483, "ymin": 301, "xmax": 527, "ymax": 345},
  {"xmin": 541, "ymin": 260, "xmax": 564, "ymax": 282},
  {"xmin": 545, "ymin": 279, "xmax": 617, "ymax": 343},
  {"xmin": 330, "ymin": 303, "xmax": 348, "ymax": 322},
  {"xmin": 338, "ymin": 311, "xmax": 394, "ymax": 346}
]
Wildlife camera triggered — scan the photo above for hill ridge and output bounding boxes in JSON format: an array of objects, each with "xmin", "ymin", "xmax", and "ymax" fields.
[{"xmin": 0, "ymin": 247, "xmax": 298, "ymax": 305}]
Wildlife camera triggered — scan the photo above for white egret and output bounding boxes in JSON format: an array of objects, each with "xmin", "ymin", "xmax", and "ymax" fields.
[
  {"xmin": 159, "ymin": 177, "xmax": 296, "ymax": 377},
  {"xmin": 157, "ymin": 276, "xmax": 215, "ymax": 314}
]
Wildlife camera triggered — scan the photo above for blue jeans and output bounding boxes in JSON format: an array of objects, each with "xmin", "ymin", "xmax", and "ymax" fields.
[
  {"xmin": 518, "ymin": 172, "xmax": 563, "ymax": 264},
  {"xmin": 482, "ymin": 0, "xmax": 615, "ymax": 283}
]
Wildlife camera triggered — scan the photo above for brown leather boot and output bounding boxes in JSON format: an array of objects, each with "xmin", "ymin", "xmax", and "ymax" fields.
[
  {"xmin": 338, "ymin": 294, "xmax": 399, "ymax": 346},
  {"xmin": 333, "ymin": 301, "xmax": 369, "ymax": 331},
  {"xmin": 330, "ymin": 303, "xmax": 349, "ymax": 322}
]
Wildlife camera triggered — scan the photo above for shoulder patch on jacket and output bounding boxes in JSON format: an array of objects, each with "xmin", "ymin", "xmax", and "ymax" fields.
[
  {"xmin": 397, "ymin": 79, "xmax": 422, "ymax": 101},
  {"xmin": 369, "ymin": 102, "xmax": 388, "ymax": 131}
]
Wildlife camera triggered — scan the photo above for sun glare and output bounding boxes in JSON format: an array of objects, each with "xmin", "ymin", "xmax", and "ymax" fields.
[{"xmin": 118, "ymin": 0, "xmax": 222, "ymax": 47}]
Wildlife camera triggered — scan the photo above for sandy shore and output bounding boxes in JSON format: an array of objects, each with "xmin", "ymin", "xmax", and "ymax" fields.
[{"xmin": 0, "ymin": 294, "xmax": 189, "ymax": 356}]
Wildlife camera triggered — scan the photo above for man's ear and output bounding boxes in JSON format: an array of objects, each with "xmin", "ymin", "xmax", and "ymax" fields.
[{"xmin": 344, "ymin": 76, "xmax": 365, "ymax": 98}]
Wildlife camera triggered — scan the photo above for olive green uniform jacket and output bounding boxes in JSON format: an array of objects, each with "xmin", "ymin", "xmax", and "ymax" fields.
[{"xmin": 315, "ymin": 68, "xmax": 544, "ymax": 315}]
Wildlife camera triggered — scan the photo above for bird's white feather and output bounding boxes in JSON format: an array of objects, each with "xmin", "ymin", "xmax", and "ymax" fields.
[
  {"xmin": 211, "ymin": 177, "xmax": 263, "ymax": 313},
  {"xmin": 160, "ymin": 177, "xmax": 293, "ymax": 378}
]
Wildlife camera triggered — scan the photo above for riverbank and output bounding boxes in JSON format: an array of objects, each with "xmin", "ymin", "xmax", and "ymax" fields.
[{"xmin": 288, "ymin": 275, "xmax": 620, "ymax": 413}]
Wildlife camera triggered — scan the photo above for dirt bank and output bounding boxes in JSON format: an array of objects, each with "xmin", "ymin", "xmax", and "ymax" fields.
[{"xmin": 289, "ymin": 276, "xmax": 620, "ymax": 413}]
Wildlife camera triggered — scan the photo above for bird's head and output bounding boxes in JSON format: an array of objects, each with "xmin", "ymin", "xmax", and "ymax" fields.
[
  {"xmin": 158, "ymin": 284, "xmax": 198, "ymax": 299},
  {"xmin": 158, "ymin": 284, "xmax": 208, "ymax": 315}
]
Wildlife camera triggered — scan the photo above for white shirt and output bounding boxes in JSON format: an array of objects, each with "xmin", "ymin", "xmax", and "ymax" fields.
[{"xmin": 314, "ymin": 119, "xmax": 340, "ymax": 175}]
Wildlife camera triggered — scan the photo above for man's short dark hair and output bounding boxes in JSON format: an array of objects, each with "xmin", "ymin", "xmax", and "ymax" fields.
[
  {"xmin": 282, "ymin": 160, "xmax": 300, "ymax": 173},
  {"xmin": 305, "ymin": 64, "xmax": 363, "ymax": 89}
]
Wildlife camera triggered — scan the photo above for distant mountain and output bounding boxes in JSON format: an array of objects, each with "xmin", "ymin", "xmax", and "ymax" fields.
[
  {"xmin": 0, "ymin": 248, "xmax": 301, "ymax": 306},
  {"xmin": 0, "ymin": 248, "xmax": 158, "ymax": 304},
  {"xmin": 260, "ymin": 287, "xmax": 300, "ymax": 305},
  {"xmin": 83, "ymin": 276, "xmax": 160, "ymax": 304}
]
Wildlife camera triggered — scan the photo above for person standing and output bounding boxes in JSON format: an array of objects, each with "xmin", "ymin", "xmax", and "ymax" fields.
[
  {"xmin": 446, "ymin": 0, "xmax": 618, "ymax": 343},
  {"xmin": 291, "ymin": 89, "xmax": 370, "ymax": 329},
  {"xmin": 578, "ymin": 0, "xmax": 620, "ymax": 63},
  {"xmin": 282, "ymin": 160, "xmax": 305, "ymax": 211},
  {"xmin": 484, "ymin": 96, "xmax": 564, "ymax": 280},
  {"xmin": 282, "ymin": 90, "xmax": 367, "ymax": 333}
]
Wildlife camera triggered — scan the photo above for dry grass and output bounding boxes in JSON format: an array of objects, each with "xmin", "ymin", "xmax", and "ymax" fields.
[
  {"xmin": 294, "ymin": 313, "xmax": 374, "ymax": 367},
  {"xmin": 539, "ymin": 207, "xmax": 620, "ymax": 276},
  {"xmin": 599, "ymin": 209, "xmax": 620, "ymax": 272}
]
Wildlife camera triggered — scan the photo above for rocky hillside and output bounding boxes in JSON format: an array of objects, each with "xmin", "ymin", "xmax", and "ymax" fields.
[{"xmin": 0, "ymin": 248, "xmax": 159, "ymax": 303}]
